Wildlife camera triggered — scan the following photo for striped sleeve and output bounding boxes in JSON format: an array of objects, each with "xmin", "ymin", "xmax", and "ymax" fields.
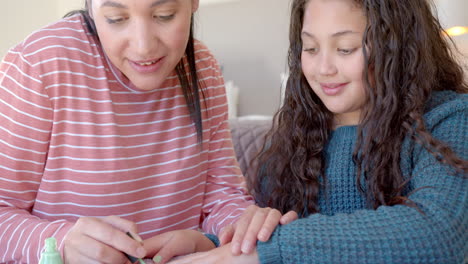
[
  {"xmin": 0, "ymin": 47, "xmax": 74, "ymax": 263},
  {"xmin": 197, "ymin": 46, "xmax": 255, "ymax": 235}
]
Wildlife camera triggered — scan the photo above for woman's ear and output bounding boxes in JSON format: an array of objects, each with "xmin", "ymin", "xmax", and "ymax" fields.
[{"xmin": 192, "ymin": 0, "xmax": 200, "ymax": 13}]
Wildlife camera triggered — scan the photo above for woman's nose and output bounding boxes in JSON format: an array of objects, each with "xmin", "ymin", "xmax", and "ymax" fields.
[{"xmin": 132, "ymin": 21, "xmax": 157, "ymax": 57}]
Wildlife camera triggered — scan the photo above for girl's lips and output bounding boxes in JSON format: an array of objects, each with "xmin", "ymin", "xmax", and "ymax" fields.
[
  {"xmin": 129, "ymin": 57, "xmax": 164, "ymax": 74},
  {"xmin": 320, "ymin": 82, "xmax": 348, "ymax": 96}
]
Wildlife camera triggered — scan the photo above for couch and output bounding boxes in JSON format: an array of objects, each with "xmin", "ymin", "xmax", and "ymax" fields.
[{"xmin": 228, "ymin": 117, "xmax": 272, "ymax": 180}]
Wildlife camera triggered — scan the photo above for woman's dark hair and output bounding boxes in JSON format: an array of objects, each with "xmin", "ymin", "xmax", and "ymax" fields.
[
  {"xmin": 249, "ymin": 0, "xmax": 468, "ymax": 215},
  {"xmin": 65, "ymin": 2, "xmax": 204, "ymax": 143}
]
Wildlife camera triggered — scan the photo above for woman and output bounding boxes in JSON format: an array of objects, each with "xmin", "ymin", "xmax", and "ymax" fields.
[{"xmin": 0, "ymin": 0, "xmax": 296, "ymax": 263}]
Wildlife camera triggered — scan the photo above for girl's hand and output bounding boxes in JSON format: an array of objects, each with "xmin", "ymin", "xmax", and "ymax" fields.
[
  {"xmin": 143, "ymin": 229, "xmax": 216, "ymax": 264},
  {"xmin": 63, "ymin": 215, "xmax": 146, "ymax": 264},
  {"xmin": 167, "ymin": 243, "xmax": 260, "ymax": 264},
  {"xmin": 219, "ymin": 205, "xmax": 298, "ymax": 255}
]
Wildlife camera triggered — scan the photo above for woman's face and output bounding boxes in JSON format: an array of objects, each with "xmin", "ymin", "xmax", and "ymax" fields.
[
  {"xmin": 301, "ymin": 0, "xmax": 367, "ymax": 127},
  {"xmin": 91, "ymin": 0, "xmax": 198, "ymax": 91}
]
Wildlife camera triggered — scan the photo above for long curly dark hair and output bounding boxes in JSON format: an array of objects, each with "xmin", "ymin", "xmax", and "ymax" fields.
[{"xmin": 249, "ymin": 0, "xmax": 468, "ymax": 214}]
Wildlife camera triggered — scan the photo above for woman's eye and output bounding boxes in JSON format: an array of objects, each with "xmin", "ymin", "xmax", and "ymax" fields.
[
  {"xmin": 106, "ymin": 17, "xmax": 126, "ymax": 24},
  {"xmin": 155, "ymin": 14, "xmax": 175, "ymax": 21}
]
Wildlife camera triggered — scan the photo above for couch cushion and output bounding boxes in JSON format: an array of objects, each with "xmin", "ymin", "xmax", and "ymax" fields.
[{"xmin": 229, "ymin": 117, "xmax": 272, "ymax": 180}]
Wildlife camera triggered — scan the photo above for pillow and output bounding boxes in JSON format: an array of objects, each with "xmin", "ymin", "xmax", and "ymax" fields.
[{"xmin": 229, "ymin": 117, "xmax": 272, "ymax": 180}]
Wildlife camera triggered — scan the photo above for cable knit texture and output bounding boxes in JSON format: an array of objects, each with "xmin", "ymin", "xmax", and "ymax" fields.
[{"xmin": 257, "ymin": 91, "xmax": 467, "ymax": 264}]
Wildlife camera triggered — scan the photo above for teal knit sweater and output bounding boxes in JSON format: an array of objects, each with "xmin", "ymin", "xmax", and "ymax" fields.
[{"xmin": 256, "ymin": 91, "xmax": 467, "ymax": 263}]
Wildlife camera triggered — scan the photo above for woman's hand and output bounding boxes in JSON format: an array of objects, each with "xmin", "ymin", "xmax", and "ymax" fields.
[
  {"xmin": 63, "ymin": 215, "xmax": 146, "ymax": 264},
  {"xmin": 219, "ymin": 205, "xmax": 298, "ymax": 255},
  {"xmin": 143, "ymin": 229, "xmax": 216, "ymax": 264},
  {"xmin": 167, "ymin": 243, "xmax": 260, "ymax": 264}
]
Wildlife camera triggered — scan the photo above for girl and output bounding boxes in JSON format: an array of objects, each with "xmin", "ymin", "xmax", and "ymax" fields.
[
  {"xmin": 170, "ymin": 0, "xmax": 467, "ymax": 263},
  {"xmin": 0, "ymin": 0, "xmax": 295, "ymax": 263}
]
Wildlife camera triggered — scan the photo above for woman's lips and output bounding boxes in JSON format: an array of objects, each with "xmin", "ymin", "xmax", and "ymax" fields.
[
  {"xmin": 320, "ymin": 82, "xmax": 348, "ymax": 96},
  {"xmin": 129, "ymin": 57, "xmax": 164, "ymax": 74}
]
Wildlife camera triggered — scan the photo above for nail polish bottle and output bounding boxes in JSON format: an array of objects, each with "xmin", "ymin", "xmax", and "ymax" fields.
[{"xmin": 39, "ymin": 237, "xmax": 64, "ymax": 264}]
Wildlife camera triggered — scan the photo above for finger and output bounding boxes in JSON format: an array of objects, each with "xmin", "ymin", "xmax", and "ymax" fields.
[
  {"xmin": 257, "ymin": 209, "xmax": 282, "ymax": 242},
  {"xmin": 167, "ymin": 251, "xmax": 212, "ymax": 264},
  {"xmin": 230, "ymin": 205, "xmax": 257, "ymax": 255},
  {"xmin": 103, "ymin": 215, "xmax": 143, "ymax": 242},
  {"xmin": 240, "ymin": 208, "xmax": 271, "ymax": 254},
  {"xmin": 218, "ymin": 224, "xmax": 234, "ymax": 246},
  {"xmin": 148, "ymin": 230, "xmax": 216, "ymax": 263},
  {"xmin": 64, "ymin": 244, "xmax": 102, "ymax": 264},
  {"xmin": 143, "ymin": 232, "xmax": 173, "ymax": 257},
  {"xmin": 76, "ymin": 217, "xmax": 146, "ymax": 259},
  {"xmin": 279, "ymin": 210, "xmax": 299, "ymax": 225},
  {"xmin": 167, "ymin": 244, "xmax": 231, "ymax": 264},
  {"xmin": 150, "ymin": 242, "xmax": 178, "ymax": 264},
  {"xmin": 66, "ymin": 250, "xmax": 102, "ymax": 264},
  {"xmin": 144, "ymin": 232, "xmax": 182, "ymax": 264},
  {"xmin": 68, "ymin": 230, "xmax": 128, "ymax": 264}
]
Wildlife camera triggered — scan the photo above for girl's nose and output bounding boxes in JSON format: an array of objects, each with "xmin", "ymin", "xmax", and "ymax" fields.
[{"xmin": 318, "ymin": 53, "xmax": 338, "ymax": 76}]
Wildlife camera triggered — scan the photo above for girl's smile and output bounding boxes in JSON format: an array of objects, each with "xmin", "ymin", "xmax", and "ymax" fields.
[{"xmin": 319, "ymin": 82, "xmax": 349, "ymax": 96}]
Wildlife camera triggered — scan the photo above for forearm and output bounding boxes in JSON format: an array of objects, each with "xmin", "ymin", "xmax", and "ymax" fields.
[
  {"xmin": 257, "ymin": 196, "xmax": 467, "ymax": 264},
  {"xmin": 201, "ymin": 192, "xmax": 254, "ymax": 235},
  {"xmin": 0, "ymin": 207, "xmax": 73, "ymax": 263},
  {"xmin": 203, "ymin": 118, "xmax": 254, "ymax": 234}
]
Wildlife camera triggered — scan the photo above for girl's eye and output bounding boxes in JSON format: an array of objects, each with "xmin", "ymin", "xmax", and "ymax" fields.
[
  {"xmin": 106, "ymin": 17, "xmax": 126, "ymax": 24},
  {"xmin": 338, "ymin": 48, "xmax": 356, "ymax": 55},
  {"xmin": 303, "ymin": 48, "xmax": 318, "ymax": 54}
]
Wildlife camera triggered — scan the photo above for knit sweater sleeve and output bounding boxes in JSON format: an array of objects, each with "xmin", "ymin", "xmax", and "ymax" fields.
[
  {"xmin": 0, "ymin": 46, "xmax": 74, "ymax": 263},
  {"xmin": 256, "ymin": 95, "xmax": 467, "ymax": 264},
  {"xmin": 197, "ymin": 43, "xmax": 254, "ymax": 235}
]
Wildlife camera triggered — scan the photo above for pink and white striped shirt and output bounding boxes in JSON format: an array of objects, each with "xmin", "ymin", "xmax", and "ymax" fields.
[{"xmin": 0, "ymin": 14, "xmax": 253, "ymax": 263}]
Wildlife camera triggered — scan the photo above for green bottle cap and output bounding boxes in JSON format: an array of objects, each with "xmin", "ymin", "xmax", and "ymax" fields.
[
  {"xmin": 45, "ymin": 237, "xmax": 57, "ymax": 252},
  {"xmin": 39, "ymin": 237, "xmax": 64, "ymax": 264}
]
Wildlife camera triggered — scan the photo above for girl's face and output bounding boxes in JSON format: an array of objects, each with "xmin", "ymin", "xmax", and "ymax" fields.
[
  {"xmin": 301, "ymin": 0, "xmax": 367, "ymax": 127},
  {"xmin": 91, "ymin": 0, "xmax": 199, "ymax": 91}
]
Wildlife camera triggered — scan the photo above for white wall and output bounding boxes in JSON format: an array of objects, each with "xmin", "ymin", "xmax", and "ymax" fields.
[
  {"xmin": 0, "ymin": 0, "xmax": 85, "ymax": 59},
  {"xmin": 196, "ymin": 0, "xmax": 291, "ymax": 116},
  {"xmin": 57, "ymin": 0, "xmax": 85, "ymax": 18},
  {"xmin": 433, "ymin": 0, "xmax": 468, "ymax": 79},
  {"xmin": 1, "ymin": 0, "xmax": 58, "ymax": 58}
]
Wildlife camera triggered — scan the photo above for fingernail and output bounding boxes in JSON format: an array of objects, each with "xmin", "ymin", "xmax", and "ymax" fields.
[
  {"xmin": 129, "ymin": 231, "xmax": 144, "ymax": 243},
  {"xmin": 231, "ymin": 241, "xmax": 241, "ymax": 254},
  {"xmin": 241, "ymin": 241, "xmax": 252, "ymax": 254},
  {"xmin": 136, "ymin": 247, "xmax": 146, "ymax": 258},
  {"xmin": 153, "ymin": 255, "xmax": 163, "ymax": 263},
  {"xmin": 258, "ymin": 229, "xmax": 267, "ymax": 241}
]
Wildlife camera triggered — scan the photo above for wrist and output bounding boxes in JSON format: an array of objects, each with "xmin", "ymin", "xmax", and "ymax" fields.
[{"xmin": 200, "ymin": 233, "xmax": 219, "ymax": 250}]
